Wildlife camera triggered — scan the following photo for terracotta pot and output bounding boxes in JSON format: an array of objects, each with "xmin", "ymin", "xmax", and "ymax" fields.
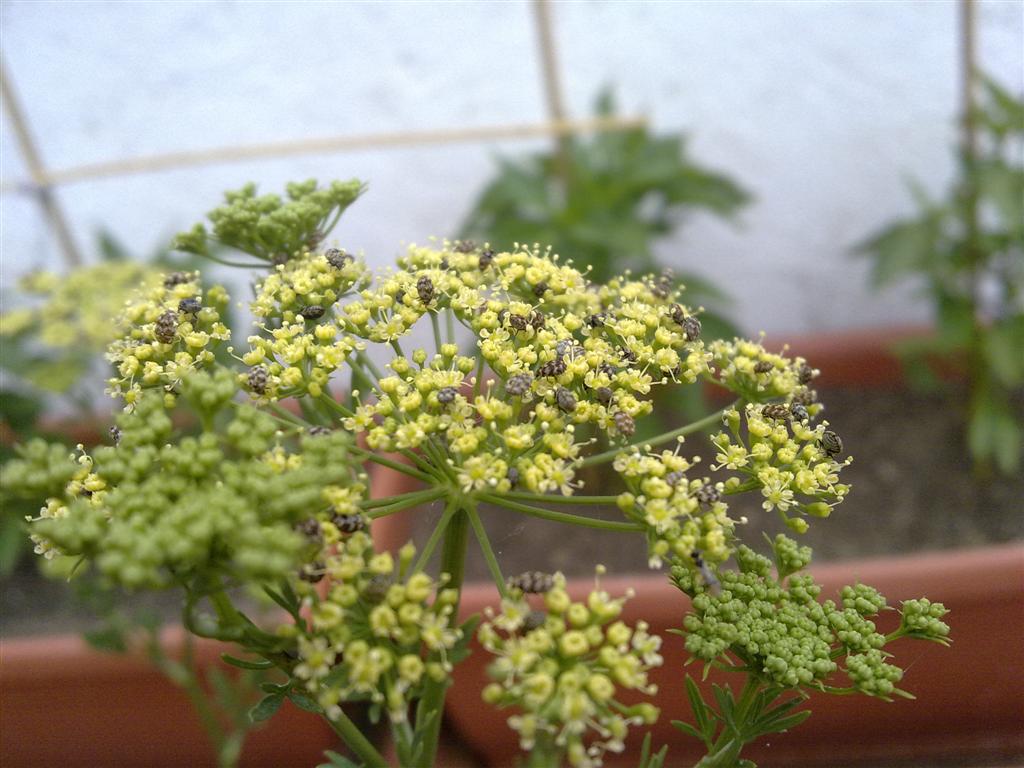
[
  {"xmin": 0, "ymin": 627, "xmax": 337, "ymax": 768},
  {"xmin": 447, "ymin": 543, "xmax": 1024, "ymax": 767}
]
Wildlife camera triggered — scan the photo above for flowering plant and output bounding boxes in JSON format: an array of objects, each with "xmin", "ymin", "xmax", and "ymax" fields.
[{"xmin": 6, "ymin": 179, "xmax": 949, "ymax": 768}]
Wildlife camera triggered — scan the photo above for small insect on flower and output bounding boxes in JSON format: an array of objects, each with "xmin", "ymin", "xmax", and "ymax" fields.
[
  {"xmin": 762, "ymin": 403, "xmax": 791, "ymax": 422},
  {"xmin": 682, "ymin": 315, "xmax": 702, "ymax": 342},
  {"xmin": 247, "ymin": 366, "xmax": 269, "ymax": 395},
  {"xmin": 437, "ymin": 386, "xmax": 458, "ymax": 405},
  {"xmin": 754, "ymin": 360, "xmax": 774, "ymax": 374},
  {"xmin": 300, "ymin": 305, "xmax": 326, "ymax": 320},
  {"xmin": 454, "ymin": 239, "xmax": 477, "ymax": 253},
  {"xmin": 691, "ymin": 551, "xmax": 722, "ymax": 597},
  {"xmin": 508, "ymin": 314, "xmax": 528, "ymax": 334},
  {"xmin": 506, "ymin": 373, "xmax": 533, "ymax": 396},
  {"xmin": 790, "ymin": 403, "xmax": 810, "ymax": 423},
  {"xmin": 109, "ymin": 426, "xmax": 122, "ymax": 445},
  {"xmin": 163, "ymin": 271, "xmax": 191, "ymax": 288},
  {"xmin": 536, "ymin": 357, "xmax": 567, "ymax": 378},
  {"xmin": 308, "ymin": 426, "xmax": 331, "ymax": 436},
  {"xmin": 416, "ymin": 275, "xmax": 435, "ymax": 305},
  {"xmin": 272, "ymin": 253, "xmax": 291, "ymax": 267},
  {"xmin": 333, "ymin": 512, "xmax": 367, "ymax": 534},
  {"xmin": 613, "ymin": 410, "xmax": 636, "ymax": 437},
  {"xmin": 300, "ymin": 561, "xmax": 325, "ymax": 583},
  {"xmin": 798, "ymin": 364, "xmax": 815, "ymax": 385},
  {"xmin": 178, "ymin": 297, "xmax": 202, "ymax": 315},
  {"xmin": 478, "ymin": 249, "xmax": 495, "ymax": 269},
  {"xmin": 522, "ymin": 610, "xmax": 547, "ymax": 633},
  {"xmin": 586, "ymin": 312, "xmax": 607, "ymax": 328},
  {"xmin": 819, "ymin": 429, "xmax": 844, "ymax": 458},
  {"xmin": 363, "ymin": 574, "xmax": 393, "ymax": 604},
  {"xmin": 325, "ymin": 248, "xmax": 351, "ymax": 269},
  {"xmin": 555, "ymin": 387, "xmax": 577, "ymax": 413},
  {"xmin": 155, "ymin": 310, "xmax": 178, "ymax": 343},
  {"xmin": 695, "ymin": 484, "xmax": 721, "ymax": 507},
  {"xmin": 665, "ymin": 470, "xmax": 686, "ymax": 487},
  {"xmin": 296, "ymin": 518, "xmax": 321, "ymax": 539},
  {"xmin": 507, "ymin": 466, "xmax": 520, "ymax": 488},
  {"xmin": 528, "ymin": 310, "xmax": 546, "ymax": 331},
  {"xmin": 533, "ymin": 280, "xmax": 549, "ymax": 297},
  {"xmin": 594, "ymin": 386, "xmax": 613, "ymax": 405},
  {"xmin": 507, "ymin": 571, "xmax": 555, "ymax": 594}
]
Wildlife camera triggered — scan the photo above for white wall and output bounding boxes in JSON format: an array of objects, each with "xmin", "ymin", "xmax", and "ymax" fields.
[{"xmin": 1, "ymin": 0, "xmax": 1021, "ymax": 336}]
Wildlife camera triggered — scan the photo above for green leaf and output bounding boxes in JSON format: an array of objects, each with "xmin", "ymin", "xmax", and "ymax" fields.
[
  {"xmin": 857, "ymin": 215, "xmax": 942, "ymax": 288},
  {"xmin": 671, "ymin": 719, "xmax": 706, "ymax": 743},
  {"xmin": 249, "ymin": 692, "xmax": 284, "ymax": 723},
  {"xmin": 221, "ymin": 653, "xmax": 274, "ymax": 670},
  {"xmin": 317, "ymin": 750, "xmax": 362, "ymax": 768},
  {"xmin": 982, "ymin": 317, "xmax": 1024, "ymax": 387},
  {"xmin": 83, "ymin": 625, "xmax": 129, "ymax": 654},
  {"xmin": 684, "ymin": 676, "xmax": 713, "ymax": 741},
  {"xmin": 287, "ymin": 689, "xmax": 323, "ymax": 714}
]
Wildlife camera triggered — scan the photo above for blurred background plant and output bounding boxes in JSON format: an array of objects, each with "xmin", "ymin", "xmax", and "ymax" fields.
[
  {"xmin": 459, "ymin": 89, "xmax": 750, "ymax": 342},
  {"xmin": 0, "ymin": 232, "xmax": 224, "ymax": 573},
  {"xmin": 857, "ymin": 74, "xmax": 1024, "ymax": 476}
]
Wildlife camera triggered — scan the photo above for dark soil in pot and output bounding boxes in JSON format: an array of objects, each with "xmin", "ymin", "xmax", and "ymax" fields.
[{"xmin": 415, "ymin": 385, "xmax": 1024, "ymax": 581}]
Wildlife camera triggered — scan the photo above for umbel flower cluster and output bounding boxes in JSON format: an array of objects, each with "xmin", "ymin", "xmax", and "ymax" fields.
[
  {"xmin": 5, "ymin": 180, "xmax": 949, "ymax": 768},
  {"xmin": 480, "ymin": 569, "xmax": 661, "ymax": 768}
]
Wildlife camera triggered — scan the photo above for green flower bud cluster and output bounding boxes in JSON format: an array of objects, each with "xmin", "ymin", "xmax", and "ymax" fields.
[
  {"xmin": 1, "ymin": 438, "xmax": 83, "ymax": 501},
  {"xmin": 672, "ymin": 535, "xmax": 948, "ymax": 700},
  {"xmin": 21, "ymin": 379, "xmax": 361, "ymax": 589},
  {"xmin": 614, "ymin": 447, "xmax": 734, "ymax": 568},
  {"xmin": 479, "ymin": 571, "xmax": 662, "ymax": 768},
  {"xmin": 105, "ymin": 271, "xmax": 230, "ymax": 409},
  {"xmin": 291, "ymin": 532, "xmax": 462, "ymax": 725},
  {"xmin": 0, "ymin": 262, "xmax": 162, "ymax": 352},
  {"xmin": 173, "ymin": 179, "xmax": 364, "ymax": 263},
  {"xmin": 712, "ymin": 403, "xmax": 851, "ymax": 533}
]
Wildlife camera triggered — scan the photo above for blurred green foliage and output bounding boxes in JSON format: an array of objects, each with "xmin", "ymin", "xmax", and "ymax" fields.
[
  {"xmin": 459, "ymin": 89, "xmax": 750, "ymax": 341},
  {"xmin": 858, "ymin": 76, "xmax": 1024, "ymax": 475},
  {"xmin": 0, "ymin": 232, "xmax": 218, "ymax": 574}
]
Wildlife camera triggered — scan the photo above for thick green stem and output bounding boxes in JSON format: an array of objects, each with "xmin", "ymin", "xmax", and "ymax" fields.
[
  {"xmin": 480, "ymin": 493, "xmax": 643, "ymax": 532},
  {"xmin": 415, "ymin": 507, "xmax": 470, "ymax": 768},
  {"xmin": 326, "ymin": 706, "xmax": 388, "ymax": 768},
  {"xmin": 412, "ymin": 497, "xmax": 458, "ymax": 574},
  {"xmin": 580, "ymin": 402, "xmax": 735, "ymax": 468}
]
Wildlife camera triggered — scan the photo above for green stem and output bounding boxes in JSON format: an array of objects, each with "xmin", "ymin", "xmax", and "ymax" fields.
[
  {"xmin": 580, "ymin": 402, "xmax": 736, "ymax": 468},
  {"xmin": 365, "ymin": 487, "xmax": 446, "ymax": 519},
  {"xmin": 325, "ymin": 706, "xmax": 388, "ymax": 768},
  {"xmin": 480, "ymin": 493, "xmax": 643, "ymax": 532},
  {"xmin": 349, "ymin": 447, "xmax": 434, "ymax": 483},
  {"xmin": 445, "ymin": 307, "xmax": 455, "ymax": 345},
  {"xmin": 415, "ymin": 507, "xmax": 470, "ymax": 768},
  {"xmin": 412, "ymin": 496, "xmax": 458, "ymax": 574},
  {"xmin": 473, "ymin": 353, "xmax": 486, "ymax": 400},
  {"xmin": 498, "ymin": 492, "xmax": 620, "ymax": 506},
  {"xmin": 430, "ymin": 311, "xmax": 444, "ymax": 352},
  {"xmin": 468, "ymin": 506, "xmax": 508, "ymax": 597}
]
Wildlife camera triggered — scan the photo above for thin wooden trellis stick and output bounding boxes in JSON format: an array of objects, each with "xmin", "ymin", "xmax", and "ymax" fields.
[
  {"xmin": 0, "ymin": 115, "xmax": 646, "ymax": 195},
  {"xmin": 533, "ymin": 0, "xmax": 573, "ymax": 187},
  {"xmin": 0, "ymin": 57, "xmax": 82, "ymax": 266}
]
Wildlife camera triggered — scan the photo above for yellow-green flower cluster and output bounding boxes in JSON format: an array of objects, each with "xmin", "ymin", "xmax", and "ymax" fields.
[
  {"xmin": 480, "ymin": 571, "xmax": 662, "ymax": 768},
  {"xmin": 105, "ymin": 272, "xmax": 230, "ymax": 408},
  {"xmin": 0, "ymin": 263, "xmax": 162, "ymax": 350},
  {"xmin": 290, "ymin": 532, "xmax": 463, "ymax": 725},
  {"xmin": 614, "ymin": 446, "xmax": 735, "ymax": 568},
  {"xmin": 711, "ymin": 403, "xmax": 851, "ymax": 533},
  {"xmin": 708, "ymin": 337, "xmax": 818, "ymax": 403},
  {"xmin": 329, "ymin": 242, "xmax": 713, "ymax": 497}
]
